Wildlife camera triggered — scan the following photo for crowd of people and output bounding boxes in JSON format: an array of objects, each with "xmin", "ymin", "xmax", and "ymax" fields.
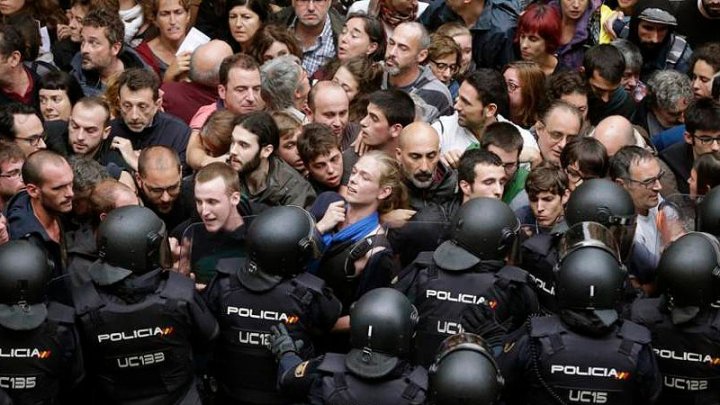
[{"xmin": 0, "ymin": 0, "xmax": 720, "ymax": 402}]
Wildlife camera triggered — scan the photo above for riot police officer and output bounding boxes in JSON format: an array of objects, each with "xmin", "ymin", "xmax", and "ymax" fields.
[
  {"xmin": 271, "ymin": 288, "xmax": 427, "ymax": 405},
  {"xmin": 204, "ymin": 205, "xmax": 342, "ymax": 404},
  {"xmin": 520, "ymin": 179, "xmax": 641, "ymax": 313},
  {"xmin": 631, "ymin": 232, "xmax": 720, "ymax": 404},
  {"xmin": 499, "ymin": 222, "xmax": 662, "ymax": 405},
  {"xmin": 394, "ymin": 197, "xmax": 539, "ymax": 367},
  {"xmin": 697, "ymin": 185, "xmax": 720, "ymax": 237},
  {"xmin": 0, "ymin": 241, "xmax": 83, "ymax": 405},
  {"xmin": 72, "ymin": 206, "xmax": 218, "ymax": 405},
  {"xmin": 427, "ymin": 333, "xmax": 503, "ymax": 405}
]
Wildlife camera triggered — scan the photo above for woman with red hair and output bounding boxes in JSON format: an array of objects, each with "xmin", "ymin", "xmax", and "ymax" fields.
[{"xmin": 515, "ymin": 3, "xmax": 563, "ymax": 76}]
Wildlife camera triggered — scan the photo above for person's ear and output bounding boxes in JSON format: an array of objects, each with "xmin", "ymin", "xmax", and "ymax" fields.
[
  {"xmin": 260, "ymin": 144, "xmax": 274, "ymax": 159},
  {"xmin": 377, "ymin": 185, "xmax": 392, "ymax": 201},
  {"xmin": 459, "ymin": 179, "xmax": 471, "ymax": 196},
  {"xmin": 561, "ymin": 188, "xmax": 571, "ymax": 205},
  {"xmin": 229, "ymin": 191, "xmax": 241, "ymax": 206},
  {"xmin": 684, "ymin": 131, "xmax": 693, "ymax": 145},
  {"xmin": 485, "ymin": 103, "xmax": 497, "ymax": 118},
  {"xmin": 26, "ymin": 183, "xmax": 40, "ymax": 199},
  {"xmin": 417, "ymin": 48, "xmax": 428, "ymax": 64}
]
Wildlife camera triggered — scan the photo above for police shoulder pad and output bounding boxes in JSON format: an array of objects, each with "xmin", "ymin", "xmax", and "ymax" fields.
[
  {"xmin": 529, "ymin": 315, "xmax": 566, "ymax": 338},
  {"xmin": 160, "ymin": 271, "xmax": 195, "ymax": 302},
  {"xmin": 406, "ymin": 365, "xmax": 428, "ymax": 388},
  {"xmin": 47, "ymin": 302, "xmax": 76, "ymax": 324},
  {"xmin": 293, "ymin": 272, "xmax": 326, "ymax": 293},
  {"xmin": 215, "ymin": 257, "xmax": 245, "ymax": 275},
  {"xmin": 497, "ymin": 266, "xmax": 530, "ymax": 284},
  {"xmin": 629, "ymin": 297, "xmax": 664, "ymax": 326},
  {"xmin": 617, "ymin": 320, "xmax": 652, "ymax": 344},
  {"xmin": 317, "ymin": 353, "xmax": 347, "ymax": 374},
  {"xmin": 414, "ymin": 251, "xmax": 435, "ymax": 266}
]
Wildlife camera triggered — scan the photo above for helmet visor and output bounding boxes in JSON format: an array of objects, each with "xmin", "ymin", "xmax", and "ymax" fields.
[{"xmin": 558, "ymin": 222, "xmax": 622, "ymax": 264}]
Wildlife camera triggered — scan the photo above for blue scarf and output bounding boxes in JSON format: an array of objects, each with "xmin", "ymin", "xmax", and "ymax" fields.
[{"xmin": 321, "ymin": 212, "xmax": 380, "ymax": 250}]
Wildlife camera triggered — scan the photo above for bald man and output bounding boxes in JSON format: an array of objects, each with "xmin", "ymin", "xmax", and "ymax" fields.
[
  {"xmin": 135, "ymin": 145, "xmax": 193, "ymax": 230},
  {"xmin": 593, "ymin": 116, "xmax": 679, "ymax": 196},
  {"xmin": 161, "ymin": 39, "xmax": 234, "ymax": 124},
  {"xmin": 388, "ymin": 122, "xmax": 461, "ymax": 266},
  {"xmin": 590, "ymin": 116, "xmax": 638, "ymax": 157},
  {"xmin": 396, "ymin": 122, "xmax": 458, "ymax": 208}
]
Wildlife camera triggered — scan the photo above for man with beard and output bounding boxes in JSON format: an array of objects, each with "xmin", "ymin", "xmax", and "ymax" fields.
[
  {"xmin": 6, "ymin": 150, "xmax": 74, "ymax": 284},
  {"xmin": 389, "ymin": 122, "xmax": 460, "ymax": 266},
  {"xmin": 676, "ymin": 0, "xmax": 720, "ymax": 48},
  {"xmin": 0, "ymin": 141, "xmax": 24, "ymax": 212},
  {"xmin": 382, "ymin": 21, "xmax": 453, "ymax": 122},
  {"xmin": 135, "ymin": 146, "xmax": 194, "ymax": 231},
  {"xmin": 621, "ymin": 0, "xmax": 693, "ymax": 81},
  {"xmin": 71, "ymin": 9, "xmax": 147, "ymax": 97},
  {"xmin": 228, "ymin": 111, "xmax": 316, "ymax": 207}
]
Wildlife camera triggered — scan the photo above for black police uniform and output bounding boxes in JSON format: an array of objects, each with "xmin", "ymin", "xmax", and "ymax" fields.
[
  {"xmin": 499, "ymin": 314, "xmax": 662, "ymax": 405},
  {"xmin": 73, "ymin": 269, "xmax": 219, "ymax": 405},
  {"xmin": 631, "ymin": 297, "xmax": 720, "ymax": 403},
  {"xmin": 277, "ymin": 352, "xmax": 427, "ymax": 405},
  {"xmin": 394, "ymin": 252, "xmax": 539, "ymax": 367},
  {"xmin": 205, "ymin": 258, "xmax": 342, "ymax": 404},
  {"xmin": 0, "ymin": 303, "xmax": 83, "ymax": 405}
]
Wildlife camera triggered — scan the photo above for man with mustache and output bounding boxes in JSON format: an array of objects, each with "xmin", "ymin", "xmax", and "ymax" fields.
[
  {"xmin": 5, "ymin": 150, "xmax": 74, "ymax": 288},
  {"xmin": 676, "ymin": 0, "xmax": 720, "ymax": 48},
  {"xmin": 381, "ymin": 21, "xmax": 453, "ymax": 122},
  {"xmin": 620, "ymin": 0, "xmax": 692, "ymax": 81},
  {"xmin": 70, "ymin": 9, "xmax": 147, "ymax": 97}
]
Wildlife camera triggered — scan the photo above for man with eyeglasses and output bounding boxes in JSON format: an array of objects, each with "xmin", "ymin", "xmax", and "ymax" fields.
[
  {"xmin": 632, "ymin": 70, "xmax": 693, "ymax": 139},
  {"xmin": 134, "ymin": 146, "xmax": 193, "ymax": 231},
  {"xmin": 0, "ymin": 103, "xmax": 47, "ymax": 157},
  {"xmin": 110, "ymin": 68, "xmax": 191, "ymax": 174},
  {"xmin": 271, "ymin": 0, "xmax": 343, "ymax": 77},
  {"xmin": 0, "ymin": 140, "xmax": 24, "ymax": 212},
  {"xmin": 661, "ymin": 98, "xmax": 720, "ymax": 194},
  {"xmin": 610, "ymin": 146, "xmax": 664, "ymax": 263},
  {"xmin": 535, "ymin": 100, "xmax": 582, "ymax": 166}
]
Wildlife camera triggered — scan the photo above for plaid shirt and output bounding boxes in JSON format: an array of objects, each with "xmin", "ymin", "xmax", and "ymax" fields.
[{"xmin": 292, "ymin": 16, "xmax": 336, "ymax": 77}]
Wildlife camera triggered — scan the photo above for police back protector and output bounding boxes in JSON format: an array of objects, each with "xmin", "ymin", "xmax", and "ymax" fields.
[
  {"xmin": 632, "ymin": 298, "xmax": 720, "ymax": 404},
  {"xmin": 73, "ymin": 272, "xmax": 196, "ymax": 404},
  {"xmin": 213, "ymin": 266, "xmax": 329, "ymax": 404},
  {"xmin": 0, "ymin": 303, "xmax": 75, "ymax": 405},
  {"xmin": 528, "ymin": 315, "xmax": 651, "ymax": 405},
  {"xmin": 316, "ymin": 353, "xmax": 427, "ymax": 405}
]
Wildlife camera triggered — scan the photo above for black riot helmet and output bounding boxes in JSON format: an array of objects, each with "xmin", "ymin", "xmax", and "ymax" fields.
[
  {"xmin": 0, "ymin": 241, "xmax": 52, "ymax": 330},
  {"xmin": 697, "ymin": 185, "xmax": 720, "ymax": 237},
  {"xmin": 428, "ymin": 333, "xmax": 503, "ymax": 405},
  {"xmin": 657, "ymin": 232, "xmax": 720, "ymax": 313},
  {"xmin": 244, "ymin": 206, "xmax": 319, "ymax": 280},
  {"xmin": 92, "ymin": 206, "xmax": 169, "ymax": 285},
  {"xmin": 554, "ymin": 222, "xmax": 626, "ymax": 326},
  {"xmin": 565, "ymin": 179, "xmax": 637, "ymax": 259},
  {"xmin": 346, "ymin": 288, "xmax": 419, "ymax": 379},
  {"xmin": 434, "ymin": 197, "xmax": 520, "ymax": 270}
]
